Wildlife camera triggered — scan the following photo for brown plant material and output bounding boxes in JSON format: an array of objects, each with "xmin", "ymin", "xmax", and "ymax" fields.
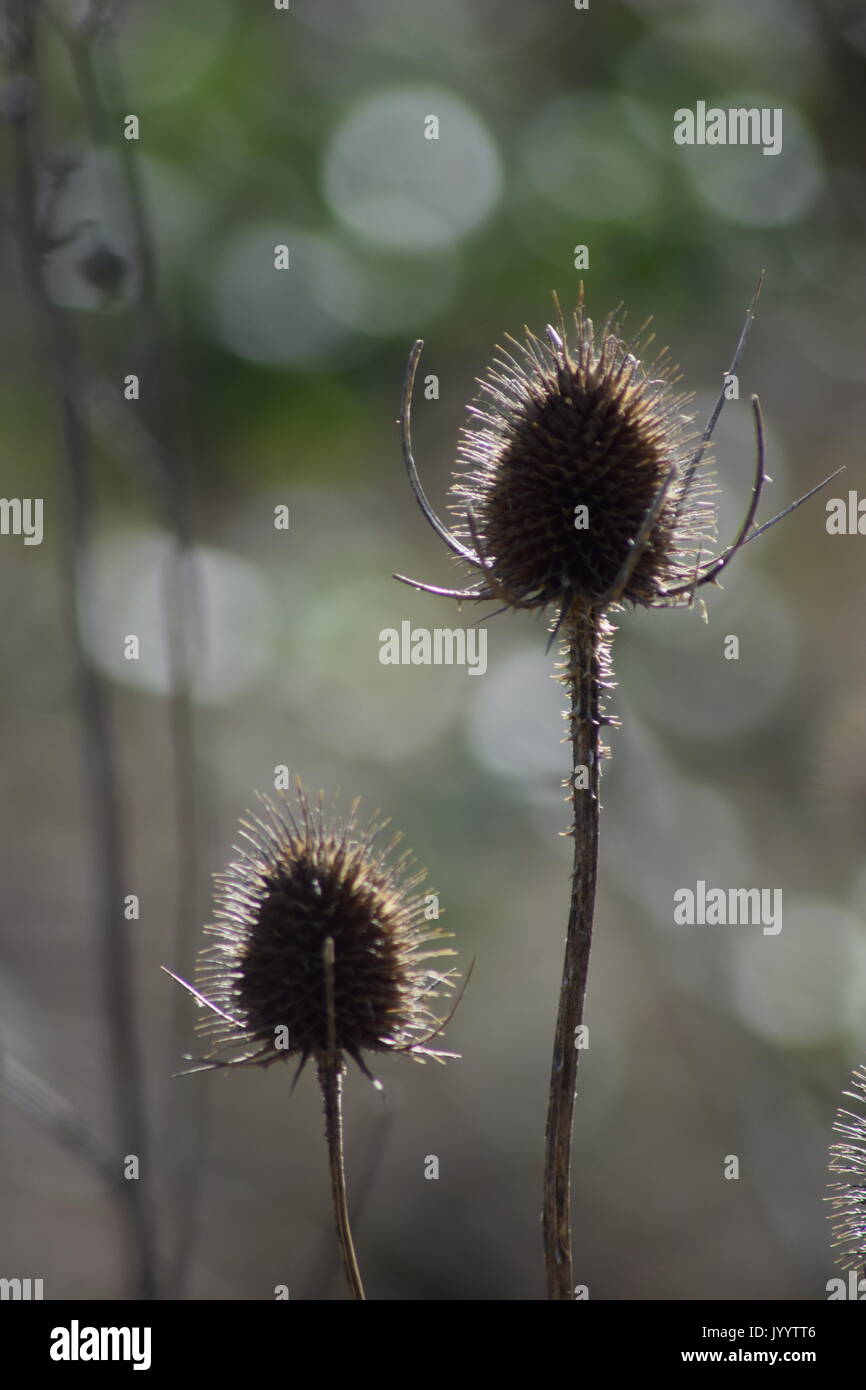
[
  {"xmin": 396, "ymin": 279, "xmax": 841, "ymax": 1299},
  {"xmin": 450, "ymin": 299, "xmax": 713, "ymax": 611},
  {"xmin": 188, "ymin": 786, "xmax": 457, "ymax": 1080},
  {"xmin": 166, "ymin": 782, "xmax": 459, "ymax": 1299}
]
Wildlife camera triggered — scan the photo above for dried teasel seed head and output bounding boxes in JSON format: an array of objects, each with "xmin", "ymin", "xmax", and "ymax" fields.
[
  {"xmin": 190, "ymin": 785, "xmax": 458, "ymax": 1081},
  {"xmin": 827, "ymin": 1064, "xmax": 866, "ymax": 1273},
  {"xmin": 398, "ymin": 275, "xmax": 844, "ymax": 632},
  {"xmin": 451, "ymin": 296, "xmax": 715, "ymax": 612}
]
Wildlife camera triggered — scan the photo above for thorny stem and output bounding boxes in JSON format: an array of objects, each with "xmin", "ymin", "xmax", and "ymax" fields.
[
  {"xmin": 317, "ymin": 1054, "xmax": 366, "ymax": 1301},
  {"xmin": 543, "ymin": 605, "xmax": 607, "ymax": 1300},
  {"xmin": 4, "ymin": 1, "xmax": 156, "ymax": 1298}
]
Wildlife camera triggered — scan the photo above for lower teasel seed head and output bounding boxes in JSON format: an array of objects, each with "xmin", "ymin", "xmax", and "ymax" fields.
[
  {"xmin": 191, "ymin": 786, "xmax": 458, "ymax": 1080},
  {"xmin": 451, "ymin": 296, "xmax": 715, "ymax": 612}
]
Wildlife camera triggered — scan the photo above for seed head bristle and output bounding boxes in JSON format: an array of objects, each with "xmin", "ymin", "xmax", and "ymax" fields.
[{"xmin": 827, "ymin": 1064, "xmax": 866, "ymax": 1272}]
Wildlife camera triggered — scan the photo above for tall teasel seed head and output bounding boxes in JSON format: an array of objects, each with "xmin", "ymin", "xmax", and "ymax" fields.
[
  {"xmin": 191, "ymin": 785, "xmax": 458, "ymax": 1081},
  {"xmin": 450, "ymin": 297, "xmax": 715, "ymax": 613},
  {"xmin": 827, "ymin": 1064, "xmax": 866, "ymax": 1272},
  {"xmin": 399, "ymin": 275, "xmax": 839, "ymax": 635}
]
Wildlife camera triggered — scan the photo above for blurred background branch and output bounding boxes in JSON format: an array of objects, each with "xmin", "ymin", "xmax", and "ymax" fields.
[{"xmin": 3, "ymin": 0, "xmax": 156, "ymax": 1298}]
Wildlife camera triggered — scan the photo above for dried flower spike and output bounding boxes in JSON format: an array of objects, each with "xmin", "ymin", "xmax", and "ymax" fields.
[
  {"xmin": 452, "ymin": 301, "xmax": 711, "ymax": 612},
  {"xmin": 164, "ymin": 782, "xmax": 460, "ymax": 1300},
  {"xmin": 394, "ymin": 279, "xmax": 842, "ymax": 1301},
  {"xmin": 827, "ymin": 1064, "xmax": 866, "ymax": 1276},
  {"xmin": 396, "ymin": 278, "xmax": 840, "ymax": 638},
  {"xmin": 187, "ymin": 786, "xmax": 457, "ymax": 1079}
]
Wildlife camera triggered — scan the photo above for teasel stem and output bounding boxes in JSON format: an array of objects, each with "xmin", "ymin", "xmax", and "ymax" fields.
[
  {"xmin": 543, "ymin": 604, "xmax": 605, "ymax": 1300},
  {"xmin": 317, "ymin": 1052, "xmax": 366, "ymax": 1301},
  {"xmin": 317, "ymin": 936, "xmax": 366, "ymax": 1301}
]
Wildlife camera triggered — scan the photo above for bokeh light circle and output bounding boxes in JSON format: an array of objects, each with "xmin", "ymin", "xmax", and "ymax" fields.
[{"xmin": 322, "ymin": 87, "xmax": 502, "ymax": 251}]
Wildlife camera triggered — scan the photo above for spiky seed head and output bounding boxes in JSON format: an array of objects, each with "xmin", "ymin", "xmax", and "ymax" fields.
[
  {"xmin": 193, "ymin": 785, "xmax": 457, "ymax": 1079},
  {"xmin": 451, "ymin": 296, "xmax": 715, "ymax": 612},
  {"xmin": 827, "ymin": 1064, "xmax": 866, "ymax": 1272}
]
